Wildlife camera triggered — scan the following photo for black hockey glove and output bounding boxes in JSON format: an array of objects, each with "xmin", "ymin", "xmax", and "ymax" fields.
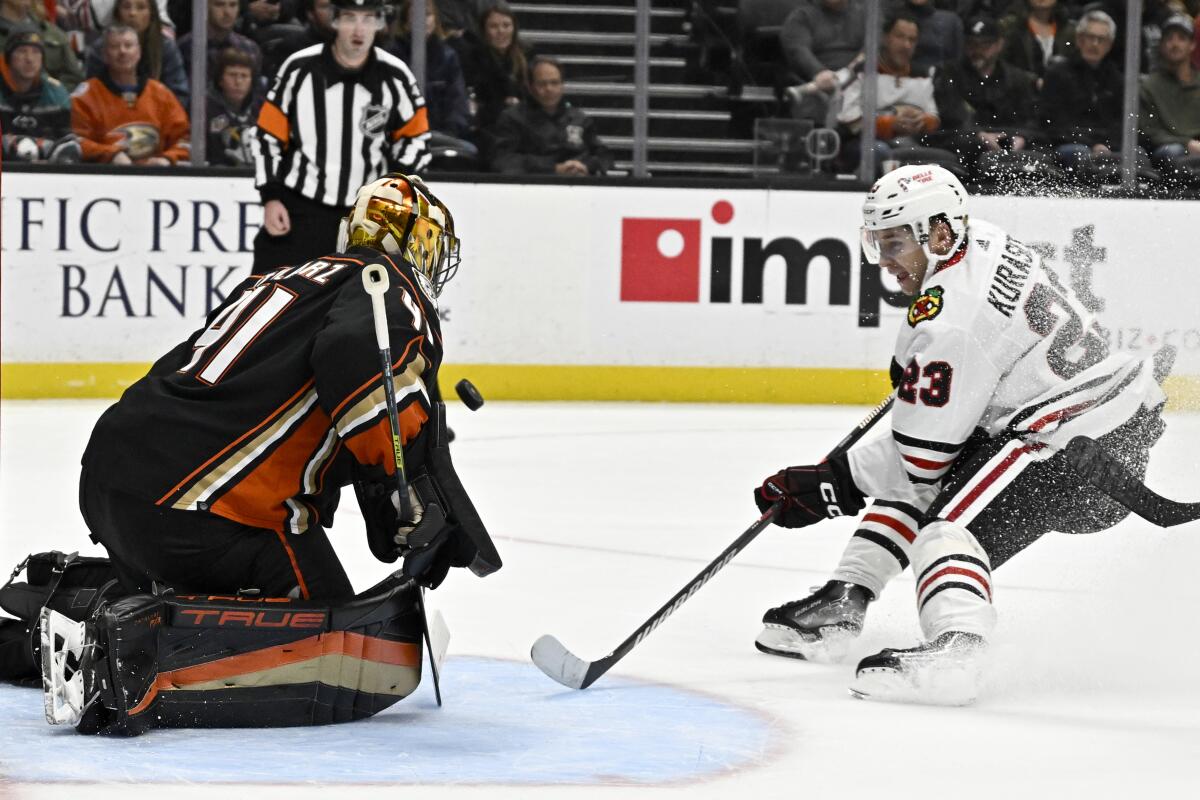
[{"xmin": 755, "ymin": 453, "xmax": 866, "ymax": 529}]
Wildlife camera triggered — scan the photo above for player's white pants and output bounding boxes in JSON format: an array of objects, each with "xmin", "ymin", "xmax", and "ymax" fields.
[
  {"xmin": 910, "ymin": 519, "xmax": 996, "ymax": 640},
  {"xmin": 831, "ymin": 499, "xmax": 922, "ymax": 599}
]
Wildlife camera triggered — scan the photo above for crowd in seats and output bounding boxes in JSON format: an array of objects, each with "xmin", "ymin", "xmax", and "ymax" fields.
[
  {"xmin": 763, "ymin": 0, "xmax": 1200, "ymax": 189},
  {"xmin": 3, "ymin": 0, "xmax": 607, "ymax": 178}
]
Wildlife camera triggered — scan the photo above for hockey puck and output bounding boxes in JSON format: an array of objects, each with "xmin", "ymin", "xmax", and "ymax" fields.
[{"xmin": 455, "ymin": 378, "xmax": 485, "ymax": 411}]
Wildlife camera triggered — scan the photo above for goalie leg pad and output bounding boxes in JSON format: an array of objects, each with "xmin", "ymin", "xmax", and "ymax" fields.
[{"xmin": 72, "ymin": 574, "xmax": 424, "ymax": 735}]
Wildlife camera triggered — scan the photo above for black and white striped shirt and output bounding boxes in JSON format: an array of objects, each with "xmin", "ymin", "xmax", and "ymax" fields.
[{"xmin": 254, "ymin": 44, "xmax": 430, "ymax": 208}]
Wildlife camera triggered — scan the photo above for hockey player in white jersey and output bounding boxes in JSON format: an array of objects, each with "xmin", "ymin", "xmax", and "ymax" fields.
[{"xmin": 753, "ymin": 164, "xmax": 1169, "ymax": 705}]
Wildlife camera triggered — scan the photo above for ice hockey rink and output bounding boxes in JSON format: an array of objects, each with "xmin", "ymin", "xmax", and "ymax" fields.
[{"xmin": 1, "ymin": 398, "xmax": 1198, "ymax": 799}]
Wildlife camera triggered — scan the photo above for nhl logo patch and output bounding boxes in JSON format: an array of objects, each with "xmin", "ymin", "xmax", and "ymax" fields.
[{"xmin": 907, "ymin": 286, "xmax": 944, "ymax": 327}]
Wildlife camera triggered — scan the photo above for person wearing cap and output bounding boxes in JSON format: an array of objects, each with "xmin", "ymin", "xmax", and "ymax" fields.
[
  {"xmin": 70, "ymin": 23, "xmax": 189, "ymax": 164},
  {"xmin": 1138, "ymin": 14, "xmax": 1200, "ymax": 166},
  {"xmin": 0, "ymin": 0, "xmax": 85, "ymax": 89},
  {"xmin": 0, "ymin": 24, "xmax": 79, "ymax": 162},
  {"xmin": 252, "ymin": 0, "xmax": 429, "ymax": 273},
  {"xmin": 930, "ymin": 15, "xmax": 1041, "ymax": 176}
]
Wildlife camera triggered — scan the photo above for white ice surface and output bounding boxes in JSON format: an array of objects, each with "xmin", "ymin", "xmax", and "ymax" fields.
[{"xmin": 2, "ymin": 399, "xmax": 1199, "ymax": 798}]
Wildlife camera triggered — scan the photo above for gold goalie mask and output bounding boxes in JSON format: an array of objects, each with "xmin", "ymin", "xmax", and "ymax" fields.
[{"xmin": 337, "ymin": 174, "xmax": 461, "ymax": 297}]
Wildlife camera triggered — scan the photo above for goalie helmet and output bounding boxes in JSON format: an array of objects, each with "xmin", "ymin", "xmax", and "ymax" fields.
[
  {"xmin": 860, "ymin": 164, "xmax": 968, "ymax": 265},
  {"xmin": 338, "ymin": 174, "xmax": 461, "ymax": 297}
]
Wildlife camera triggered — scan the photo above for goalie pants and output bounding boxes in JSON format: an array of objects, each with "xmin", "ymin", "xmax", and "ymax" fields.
[
  {"xmin": 79, "ymin": 466, "xmax": 354, "ymax": 602},
  {"xmin": 833, "ymin": 404, "xmax": 1165, "ymax": 638}
]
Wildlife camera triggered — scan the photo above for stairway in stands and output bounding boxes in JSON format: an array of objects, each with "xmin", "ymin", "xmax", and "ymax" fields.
[{"xmin": 511, "ymin": 0, "xmax": 776, "ymax": 178}]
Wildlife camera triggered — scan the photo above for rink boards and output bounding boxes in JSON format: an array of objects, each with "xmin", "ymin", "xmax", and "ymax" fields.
[{"xmin": 2, "ymin": 173, "xmax": 1197, "ymax": 407}]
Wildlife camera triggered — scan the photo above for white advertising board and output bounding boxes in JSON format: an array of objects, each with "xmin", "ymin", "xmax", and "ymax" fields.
[{"xmin": 2, "ymin": 172, "xmax": 1198, "ymax": 403}]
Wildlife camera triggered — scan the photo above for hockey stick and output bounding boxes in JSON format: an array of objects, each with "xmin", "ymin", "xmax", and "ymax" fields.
[
  {"xmin": 362, "ymin": 265, "xmax": 446, "ymax": 706},
  {"xmin": 531, "ymin": 394, "xmax": 896, "ymax": 690},
  {"xmin": 361, "ymin": 264, "xmax": 416, "ymax": 522},
  {"xmin": 1064, "ymin": 435, "xmax": 1200, "ymax": 528}
]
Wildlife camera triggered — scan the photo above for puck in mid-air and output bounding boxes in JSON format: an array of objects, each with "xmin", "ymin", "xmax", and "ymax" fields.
[{"xmin": 455, "ymin": 378, "xmax": 485, "ymax": 411}]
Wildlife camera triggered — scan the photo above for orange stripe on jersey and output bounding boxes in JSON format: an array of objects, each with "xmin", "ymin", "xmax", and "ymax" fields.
[
  {"xmin": 158, "ymin": 380, "xmax": 316, "ymax": 506},
  {"xmin": 344, "ymin": 402, "xmax": 429, "ymax": 475},
  {"xmin": 274, "ymin": 529, "xmax": 310, "ymax": 599},
  {"xmin": 391, "ymin": 107, "xmax": 429, "ymax": 140},
  {"xmin": 256, "ymin": 100, "xmax": 290, "ymax": 145},
  {"xmin": 208, "ymin": 405, "xmax": 334, "ymax": 532}
]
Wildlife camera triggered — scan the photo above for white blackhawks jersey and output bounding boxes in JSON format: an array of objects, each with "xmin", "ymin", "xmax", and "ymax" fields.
[{"xmin": 848, "ymin": 218, "xmax": 1165, "ymax": 505}]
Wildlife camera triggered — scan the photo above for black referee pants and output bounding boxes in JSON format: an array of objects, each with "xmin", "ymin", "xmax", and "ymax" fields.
[
  {"xmin": 79, "ymin": 466, "xmax": 354, "ymax": 602},
  {"xmin": 252, "ymin": 190, "xmax": 349, "ymax": 273}
]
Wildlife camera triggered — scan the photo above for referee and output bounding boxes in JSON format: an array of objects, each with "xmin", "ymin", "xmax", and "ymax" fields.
[{"xmin": 252, "ymin": 0, "xmax": 431, "ymax": 272}]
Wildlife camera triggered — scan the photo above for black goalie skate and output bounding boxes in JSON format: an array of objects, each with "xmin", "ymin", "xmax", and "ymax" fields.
[
  {"xmin": 850, "ymin": 631, "xmax": 986, "ymax": 706},
  {"xmin": 755, "ymin": 581, "xmax": 873, "ymax": 663}
]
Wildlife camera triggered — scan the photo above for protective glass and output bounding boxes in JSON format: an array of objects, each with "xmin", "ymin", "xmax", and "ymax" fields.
[{"xmin": 860, "ymin": 224, "xmax": 920, "ymax": 264}]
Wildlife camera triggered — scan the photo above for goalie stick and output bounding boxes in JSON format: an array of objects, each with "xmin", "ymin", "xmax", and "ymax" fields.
[
  {"xmin": 1064, "ymin": 435, "xmax": 1200, "ymax": 528},
  {"xmin": 531, "ymin": 395, "xmax": 896, "ymax": 690}
]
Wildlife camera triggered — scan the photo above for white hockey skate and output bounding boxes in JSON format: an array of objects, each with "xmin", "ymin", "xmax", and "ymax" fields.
[
  {"xmin": 755, "ymin": 581, "xmax": 873, "ymax": 664},
  {"xmin": 849, "ymin": 631, "xmax": 985, "ymax": 706},
  {"xmin": 39, "ymin": 608, "xmax": 93, "ymax": 726}
]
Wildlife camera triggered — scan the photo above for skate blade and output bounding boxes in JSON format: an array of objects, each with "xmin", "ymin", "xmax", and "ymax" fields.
[
  {"xmin": 755, "ymin": 624, "xmax": 858, "ymax": 664},
  {"xmin": 849, "ymin": 663, "xmax": 980, "ymax": 707},
  {"xmin": 38, "ymin": 608, "xmax": 87, "ymax": 726}
]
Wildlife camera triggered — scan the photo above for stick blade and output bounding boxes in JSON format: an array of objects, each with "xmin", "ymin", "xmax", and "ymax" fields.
[{"xmin": 531, "ymin": 634, "xmax": 592, "ymax": 690}]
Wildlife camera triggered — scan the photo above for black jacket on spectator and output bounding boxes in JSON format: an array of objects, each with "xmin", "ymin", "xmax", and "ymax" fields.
[
  {"xmin": 206, "ymin": 86, "xmax": 264, "ymax": 167},
  {"xmin": 489, "ymin": 100, "xmax": 610, "ymax": 175},
  {"xmin": 0, "ymin": 69, "xmax": 73, "ymax": 151},
  {"xmin": 934, "ymin": 57, "xmax": 1040, "ymax": 138},
  {"xmin": 1040, "ymin": 51, "xmax": 1124, "ymax": 148},
  {"xmin": 390, "ymin": 35, "xmax": 471, "ymax": 139},
  {"xmin": 1001, "ymin": 5, "xmax": 1075, "ymax": 78},
  {"xmin": 894, "ymin": 0, "xmax": 963, "ymax": 72},
  {"xmin": 455, "ymin": 31, "xmax": 531, "ymax": 134}
]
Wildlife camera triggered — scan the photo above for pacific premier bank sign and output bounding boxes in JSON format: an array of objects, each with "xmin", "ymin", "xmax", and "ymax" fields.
[{"xmin": 1, "ymin": 172, "xmax": 259, "ymax": 363}]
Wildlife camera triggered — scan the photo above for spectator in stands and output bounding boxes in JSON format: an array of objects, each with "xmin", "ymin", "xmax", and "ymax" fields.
[
  {"xmin": 389, "ymin": 0, "xmax": 477, "ymax": 159},
  {"xmin": 780, "ymin": 0, "xmax": 866, "ymax": 83},
  {"xmin": 931, "ymin": 15, "xmax": 1041, "ymax": 175},
  {"xmin": 238, "ymin": 0, "xmax": 301, "ymax": 44},
  {"xmin": 263, "ymin": 0, "xmax": 334, "ymax": 79},
  {"xmin": 836, "ymin": 11, "xmax": 939, "ymax": 169},
  {"xmin": 89, "ymin": 0, "xmax": 175, "ymax": 33},
  {"xmin": 1139, "ymin": 14, "xmax": 1200, "ymax": 166},
  {"xmin": 72, "ymin": 23, "xmax": 189, "ymax": 165},
  {"xmin": 780, "ymin": 0, "xmax": 866, "ymax": 127},
  {"xmin": 207, "ymin": 47, "xmax": 264, "ymax": 167},
  {"xmin": 1040, "ymin": 9, "xmax": 1126, "ymax": 170},
  {"xmin": 179, "ymin": 0, "xmax": 263, "ymax": 84},
  {"xmin": 0, "ymin": 0, "xmax": 85, "ymax": 88},
  {"xmin": 457, "ymin": 1, "xmax": 530, "ymax": 145},
  {"xmin": 86, "ymin": 0, "xmax": 188, "ymax": 107},
  {"xmin": 892, "ymin": 0, "xmax": 963, "ymax": 72},
  {"xmin": 0, "ymin": 25, "xmax": 80, "ymax": 162},
  {"xmin": 1002, "ymin": 0, "xmax": 1075, "ymax": 80},
  {"xmin": 489, "ymin": 56, "xmax": 609, "ymax": 176}
]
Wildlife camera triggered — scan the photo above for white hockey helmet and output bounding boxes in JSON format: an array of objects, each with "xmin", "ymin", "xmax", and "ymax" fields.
[{"xmin": 860, "ymin": 164, "xmax": 969, "ymax": 264}]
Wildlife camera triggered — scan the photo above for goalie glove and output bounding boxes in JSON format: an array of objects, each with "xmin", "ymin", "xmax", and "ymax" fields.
[{"xmin": 755, "ymin": 453, "xmax": 866, "ymax": 529}]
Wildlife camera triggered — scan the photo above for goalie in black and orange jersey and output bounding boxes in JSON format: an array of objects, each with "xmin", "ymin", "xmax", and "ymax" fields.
[{"xmin": 36, "ymin": 174, "xmax": 500, "ymax": 735}]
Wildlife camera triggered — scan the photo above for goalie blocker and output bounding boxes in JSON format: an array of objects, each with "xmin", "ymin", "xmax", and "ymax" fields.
[{"xmin": 42, "ymin": 573, "xmax": 426, "ymax": 735}]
